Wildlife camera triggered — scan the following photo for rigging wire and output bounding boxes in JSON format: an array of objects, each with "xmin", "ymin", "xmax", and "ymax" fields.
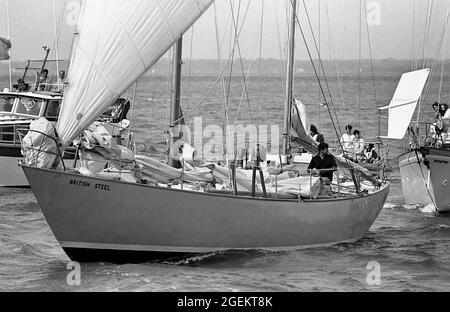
[
  {"xmin": 416, "ymin": 0, "xmax": 434, "ymax": 123},
  {"xmin": 291, "ymin": 0, "xmax": 356, "ymax": 177},
  {"xmin": 138, "ymin": 61, "xmax": 233, "ymax": 133},
  {"xmin": 213, "ymin": 2, "xmax": 232, "ymax": 165},
  {"xmin": 274, "ymin": 1, "xmax": 287, "ymax": 91},
  {"xmin": 423, "ymin": 0, "xmax": 434, "ymax": 69},
  {"xmin": 418, "ymin": 0, "xmax": 449, "ymax": 122},
  {"xmin": 438, "ymin": 3, "xmax": 450, "ymax": 104},
  {"xmin": 225, "ymin": 0, "xmax": 240, "ymax": 126},
  {"xmin": 411, "ymin": 0, "xmax": 416, "ymax": 71},
  {"xmin": 293, "ymin": 2, "xmax": 345, "ymax": 152},
  {"xmin": 228, "ymin": 0, "xmax": 255, "ymax": 127},
  {"xmin": 358, "ymin": 0, "xmax": 362, "ymax": 128},
  {"xmin": 257, "ymin": 0, "xmax": 266, "ymax": 130},
  {"xmin": 186, "ymin": 27, "xmax": 195, "ymax": 108},
  {"xmin": 324, "ymin": 1, "xmax": 345, "ymax": 109},
  {"xmin": 6, "ymin": 0, "xmax": 12, "ymax": 90},
  {"xmin": 143, "ymin": 9, "xmax": 252, "ymax": 134},
  {"xmin": 300, "ymin": 0, "xmax": 343, "ymax": 140},
  {"xmin": 318, "ymin": 0, "xmax": 321, "ymax": 128},
  {"xmin": 363, "ymin": 0, "xmax": 380, "ymax": 138},
  {"xmin": 53, "ymin": 0, "xmax": 60, "ymax": 87}
]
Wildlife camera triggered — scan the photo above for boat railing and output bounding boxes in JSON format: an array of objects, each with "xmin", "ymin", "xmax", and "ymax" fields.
[
  {"xmin": 35, "ymin": 83, "xmax": 66, "ymax": 93},
  {"xmin": 17, "ymin": 129, "xmax": 66, "ymax": 171},
  {"xmin": 267, "ymin": 164, "xmax": 365, "ymax": 200},
  {"xmin": 0, "ymin": 123, "xmax": 30, "ymax": 146},
  {"xmin": 406, "ymin": 121, "xmax": 450, "ymax": 150}
]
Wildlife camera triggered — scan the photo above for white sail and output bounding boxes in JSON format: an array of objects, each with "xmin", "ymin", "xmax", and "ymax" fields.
[
  {"xmin": 57, "ymin": 0, "xmax": 214, "ymax": 145},
  {"xmin": 380, "ymin": 68, "xmax": 430, "ymax": 140}
]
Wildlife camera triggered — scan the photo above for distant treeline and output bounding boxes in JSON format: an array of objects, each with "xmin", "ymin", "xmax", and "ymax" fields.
[{"xmin": 1, "ymin": 58, "xmax": 450, "ymax": 77}]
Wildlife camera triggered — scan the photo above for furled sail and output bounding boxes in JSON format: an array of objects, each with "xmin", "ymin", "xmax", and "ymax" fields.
[
  {"xmin": 57, "ymin": 0, "xmax": 214, "ymax": 145},
  {"xmin": 379, "ymin": 68, "xmax": 430, "ymax": 140},
  {"xmin": 291, "ymin": 99, "xmax": 316, "ymax": 149}
]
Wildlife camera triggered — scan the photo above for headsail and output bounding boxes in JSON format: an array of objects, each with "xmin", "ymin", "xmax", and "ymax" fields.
[
  {"xmin": 291, "ymin": 99, "xmax": 316, "ymax": 149},
  {"xmin": 57, "ymin": 0, "xmax": 215, "ymax": 145},
  {"xmin": 379, "ymin": 68, "xmax": 430, "ymax": 140}
]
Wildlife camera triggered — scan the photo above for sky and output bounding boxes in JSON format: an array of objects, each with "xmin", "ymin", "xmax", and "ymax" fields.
[{"xmin": 1, "ymin": 0, "xmax": 450, "ymax": 62}]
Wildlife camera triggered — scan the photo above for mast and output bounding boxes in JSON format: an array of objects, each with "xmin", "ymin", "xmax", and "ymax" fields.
[
  {"xmin": 168, "ymin": 36, "xmax": 184, "ymax": 167},
  {"xmin": 6, "ymin": 0, "xmax": 12, "ymax": 90},
  {"xmin": 282, "ymin": 0, "xmax": 297, "ymax": 157}
]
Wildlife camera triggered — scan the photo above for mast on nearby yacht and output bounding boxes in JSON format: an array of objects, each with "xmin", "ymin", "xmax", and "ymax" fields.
[
  {"xmin": 169, "ymin": 37, "xmax": 184, "ymax": 167},
  {"xmin": 282, "ymin": 0, "xmax": 297, "ymax": 158},
  {"xmin": 34, "ymin": 46, "xmax": 51, "ymax": 91}
]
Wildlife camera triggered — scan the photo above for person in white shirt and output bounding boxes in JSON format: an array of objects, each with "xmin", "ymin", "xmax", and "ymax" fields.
[
  {"xmin": 352, "ymin": 130, "xmax": 366, "ymax": 162},
  {"xmin": 340, "ymin": 125, "xmax": 355, "ymax": 155}
]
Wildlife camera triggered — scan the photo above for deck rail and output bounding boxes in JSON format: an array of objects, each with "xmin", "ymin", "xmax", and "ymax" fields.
[
  {"xmin": 0, "ymin": 123, "xmax": 30, "ymax": 146},
  {"xmin": 406, "ymin": 121, "xmax": 450, "ymax": 150}
]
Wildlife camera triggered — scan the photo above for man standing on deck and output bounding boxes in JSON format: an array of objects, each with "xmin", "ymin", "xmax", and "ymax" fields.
[
  {"xmin": 340, "ymin": 124, "xmax": 355, "ymax": 154},
  {"xmin": 308, "ymin": 143, "xmax": 338, "ymax": 196},
  {"xmin": 352, "ymin": 130, "xmax": 366, "ymax": 162}
]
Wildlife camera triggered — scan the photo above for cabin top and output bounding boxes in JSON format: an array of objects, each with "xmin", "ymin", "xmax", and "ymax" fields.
[{"xmin": 0, "ymin": 91, "xmax": 62, "ymax": 122}]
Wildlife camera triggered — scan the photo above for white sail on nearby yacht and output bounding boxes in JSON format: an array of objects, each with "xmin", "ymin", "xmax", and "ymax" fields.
[
  {"xmin": 379, "ymin": 69, "xmax": 431, "ymax": 141},
  {"xmin": 380, "ymin": 68, "xmax": 450, "ymax": 213},
  {"xmin": 377, "ymin": 69, "xmax": 445, "ymax": 211},
  {"xmin": 20, "ymin": 0, "xmax": 390, "ymax": 262}
]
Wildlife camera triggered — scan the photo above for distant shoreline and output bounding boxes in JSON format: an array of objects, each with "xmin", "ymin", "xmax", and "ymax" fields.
[{"xmin": 1, "ymin": 58, "xmax": 450, "ymax": 77}]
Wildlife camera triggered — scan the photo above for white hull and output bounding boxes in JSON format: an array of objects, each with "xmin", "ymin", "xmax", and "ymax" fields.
[
  {"xmin": 23, "ymin": 166, "xmax": 390, "ymax": 262},
  {"xmin": 399, "ymin": 149, "xmax": 450, "ymax": 213}
]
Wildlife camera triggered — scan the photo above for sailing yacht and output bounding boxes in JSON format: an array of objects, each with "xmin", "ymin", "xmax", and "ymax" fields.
[
  {"xmin": 0, "ymin": 89, "xmax": 64, "ymax": 187},
  {"xmin": 394, "ymin": 72, "xmax": 450, "ymax": 213},
  {"xmin": 379, "ymin": 67, "xmax": 450, "ymax": 213},
  {"xmin": 376, "ymin": 69, "xmax": 450, "ymax": 212},
  {"xmin": 20, "ymin": 0, "xmax": 390, "ymax": 262},
  {"xmin": 0, "ymin": 52, "xmax": 71, "ymax": 187}
]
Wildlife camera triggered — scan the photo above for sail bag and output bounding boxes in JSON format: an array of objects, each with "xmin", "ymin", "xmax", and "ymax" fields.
[{"xmin": 21, "ymin": 118, "xmax": 60, "ymax": 169}]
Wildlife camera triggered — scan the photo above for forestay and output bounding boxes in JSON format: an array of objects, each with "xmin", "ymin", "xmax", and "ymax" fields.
[
  {"xmin": 57, "ymin": 0, "xmax": 215, "ymax": 146},
  {"xmin": 380, "ymin": 68, "xmax": 430, "ymax": 140}
]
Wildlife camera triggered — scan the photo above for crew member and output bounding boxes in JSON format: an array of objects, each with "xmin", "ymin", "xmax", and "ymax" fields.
[{"xmin": 308, "ymin": 143, "xmax": 338, "ymax": 186}]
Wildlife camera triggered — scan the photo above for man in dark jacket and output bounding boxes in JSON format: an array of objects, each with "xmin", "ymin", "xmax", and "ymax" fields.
[{"xmin": 308, "ymin": 143, "xmax": 337, "ymax": 183}]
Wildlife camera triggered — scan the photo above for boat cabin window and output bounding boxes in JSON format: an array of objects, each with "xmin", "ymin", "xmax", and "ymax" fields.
[
  {"xmin": 45, "ymin": 100, "xmax": 61, "ymax": 122},
  {"xmin": 15, "ymin": 97, "xmax": 44, "ymax": 117},
  {"xmin": 0, "ymin": 95, "xmax": 15, "ymax": 113}
]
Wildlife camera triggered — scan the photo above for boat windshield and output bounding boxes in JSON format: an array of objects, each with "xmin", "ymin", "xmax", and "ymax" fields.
[
  {"xmin": 14, "ymin": 97, "xmax": 44, "ymax": 117},
  {"xmin": 45, "ymin": 100, "xmax": 61, "ymax": 122},
  {"xmin": 0, "ymin": 95, "xmax": 15, "ymax": 113}
]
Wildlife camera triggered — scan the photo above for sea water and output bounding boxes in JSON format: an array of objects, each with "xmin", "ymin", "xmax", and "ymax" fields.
[{"xmin": 0, "ymin": 73, "xmax": 449, "ymax": 292}]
